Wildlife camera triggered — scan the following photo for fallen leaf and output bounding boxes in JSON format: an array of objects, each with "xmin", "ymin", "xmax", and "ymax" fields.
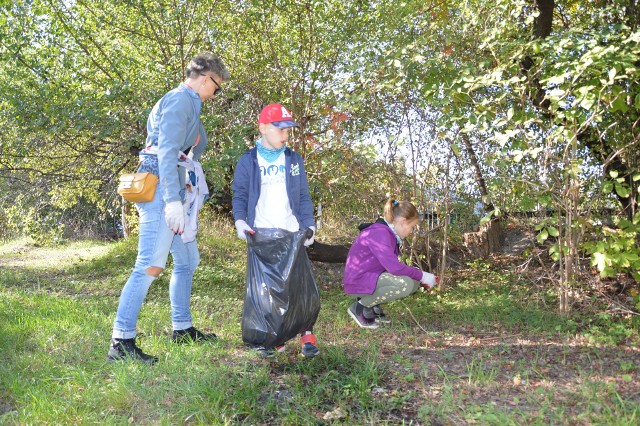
[{"xmin": 323, "ymin": 407, "xmax": 347, "ymax": 421}]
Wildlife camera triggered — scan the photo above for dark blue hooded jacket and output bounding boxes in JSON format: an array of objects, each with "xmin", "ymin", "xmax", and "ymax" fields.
[{"xmin": 232, "ymin": 146, "xmax": 315, "ymax": 229}]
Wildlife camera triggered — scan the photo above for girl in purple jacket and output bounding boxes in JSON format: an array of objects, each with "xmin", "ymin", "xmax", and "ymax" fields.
[{"xmin": 343, "ymin": 199, "xmax": 437, "ymax": 328}]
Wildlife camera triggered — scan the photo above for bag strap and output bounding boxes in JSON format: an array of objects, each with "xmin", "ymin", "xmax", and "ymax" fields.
[{"xmin": 128, "ymin": 159, "xmax": 143, "ymax": 173}]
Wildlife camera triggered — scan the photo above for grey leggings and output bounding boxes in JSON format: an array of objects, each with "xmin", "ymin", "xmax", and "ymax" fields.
[{"xmin": 351, "ymin": 273, "xmax": 421, "ymax": 307}]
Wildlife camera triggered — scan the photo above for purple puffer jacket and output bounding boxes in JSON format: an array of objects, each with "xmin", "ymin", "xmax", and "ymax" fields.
[{"xmin": 343, "ymin": 222, "xmax": 422, "ymax": 295}]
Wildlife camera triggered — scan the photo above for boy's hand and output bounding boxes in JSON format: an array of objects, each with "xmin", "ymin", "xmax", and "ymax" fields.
[
  {"xmin": 304, "ymin": 227, "xmax": 315, "ymax": 247},
  {"xmin": 235, "ymin": 220, "xmax": 253, "ymax": 240}
]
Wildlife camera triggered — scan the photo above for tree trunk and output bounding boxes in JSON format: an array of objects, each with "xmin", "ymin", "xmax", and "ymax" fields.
[
  {"xmin": 461, "ymin": 133, "xmax": 494, "ymax": 213},
  {"xmin": 121, "ymin": 200, "xmax": 132, "ymax": 238},
  {"xmin": 438, "ymin": 146, "xmax": 453, "ymax": 288},
  {"xmin": 520, "ymin": 0, "xmax": 555, "ymax": 110},
  {"xmin": 462, "ymin": 219, "xmax": 503, "ymax": 258},
  {"xmin": 534, "ymin": 0, "xmax": 555, "ymax": 38},
  {"xmin": 306, "ymin": 241, "xmax": 349, "ymax": 263},
  {"xmin": 461, "ymin": 134, "xmax": 503, "ymax": 257}
]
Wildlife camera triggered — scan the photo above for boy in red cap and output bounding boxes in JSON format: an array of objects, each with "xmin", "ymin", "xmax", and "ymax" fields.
[{"xmin": 232, "ymin": 103, "xmax": 319, "ymax": 358}]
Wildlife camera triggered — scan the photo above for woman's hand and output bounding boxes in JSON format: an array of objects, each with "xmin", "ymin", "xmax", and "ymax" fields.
[{"xmin": 165, "ymin": 201, "xmax": 185, "ymax": 234}]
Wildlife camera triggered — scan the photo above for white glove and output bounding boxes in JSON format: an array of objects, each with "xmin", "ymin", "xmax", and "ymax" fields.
[
  {"xmin": 304, "ymin": 226, "xmax": 315, "ymax": 247},
  {"xmin": 421, "ymin": 271, "xmax": 437, "ymax": 288},
  {"xmin": 235, "ymin": 220, "xmax": 253, "ymax": 240},
  {"xmin": 165, "ymin": 201, "xmax": 185, "ymax": 234}
]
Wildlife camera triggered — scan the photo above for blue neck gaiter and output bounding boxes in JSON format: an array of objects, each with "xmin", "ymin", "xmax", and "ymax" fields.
[{"xmin": 256, "ymin": 138, "xmax": 286, "ymax": 163}]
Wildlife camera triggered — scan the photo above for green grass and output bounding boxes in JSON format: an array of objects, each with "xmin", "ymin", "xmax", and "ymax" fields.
[{"xmin": 1, "ymin": 222, "xmax": 639, "ymax": 424}]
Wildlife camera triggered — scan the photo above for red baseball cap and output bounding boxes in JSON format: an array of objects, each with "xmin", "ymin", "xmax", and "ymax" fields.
[{"xmin": 258, "ymin": 103, "xmax": 300, "ymax": 128}]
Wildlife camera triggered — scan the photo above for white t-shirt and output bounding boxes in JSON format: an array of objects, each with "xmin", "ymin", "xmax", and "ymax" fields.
[{"xmin": 254, "ymin": 153, "xmax": 300, "ymax": 231}]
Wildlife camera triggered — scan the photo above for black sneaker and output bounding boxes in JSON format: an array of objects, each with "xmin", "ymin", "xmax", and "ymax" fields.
[
  {"xmin": 257, "ymin": 347, "xmax": 275, "ymax": 359},
  {"xmin": 372, "ymin": 305, "xmax": 391, "ymax": 324},
  {"xmin": 107, "ymin": 338, "xmax": 158, "ymax": 364},
  {"xmin": 256, "ymin": 345, "xmax": 285, "ymax": 359},
  {"xmin": 347, "ymin": 302, "xmax": 379, "ymax": 329},
  {"xmin": 171, "ymin": 327, "xmax": 217, "ymax": 344}
]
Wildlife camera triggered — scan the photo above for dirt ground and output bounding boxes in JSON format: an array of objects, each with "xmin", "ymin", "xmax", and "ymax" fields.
[{"xmin": 307, "ymin": 226, "xmax": 640, "ymax": 424}]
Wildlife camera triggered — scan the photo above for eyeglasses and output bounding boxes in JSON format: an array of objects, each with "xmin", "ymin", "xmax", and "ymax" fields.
[{"xmin": 201, "ymin": 74, "xmax": 222, "ymax": 96}]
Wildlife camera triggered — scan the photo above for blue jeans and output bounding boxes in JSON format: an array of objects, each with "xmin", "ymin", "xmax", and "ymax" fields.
[{"xmin": 112, "ymin": 188, "xmax": 200, "ymax": 339}]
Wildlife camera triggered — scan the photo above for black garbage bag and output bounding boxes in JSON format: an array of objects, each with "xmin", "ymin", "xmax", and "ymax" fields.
[{"xmin": 241, "ymin": 227, "xmax": 320, "ymax": 349}]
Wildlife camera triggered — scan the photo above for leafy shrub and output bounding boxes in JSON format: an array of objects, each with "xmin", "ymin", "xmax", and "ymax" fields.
[
  {"xmin": 583, "ymin": 213, "xmax": 640, "ymax": 282},
  {"xmin": 23, "ymin": 208, "xmax": 66, "ymax": 246}
]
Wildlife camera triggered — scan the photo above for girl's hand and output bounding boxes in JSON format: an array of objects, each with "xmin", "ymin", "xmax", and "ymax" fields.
[{"xmin": 421, "ymin": 271, "xmax": 437, "ymax": 288}]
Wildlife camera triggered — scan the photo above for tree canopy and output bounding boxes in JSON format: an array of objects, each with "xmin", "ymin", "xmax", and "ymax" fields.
[{"xmin": 1, "ymin": 0, "xmax": 639, "ymax": 287}]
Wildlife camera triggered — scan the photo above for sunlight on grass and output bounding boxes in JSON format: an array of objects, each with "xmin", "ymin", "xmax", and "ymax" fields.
[{"xmin": 0, "ymin": 238, "xmax": 113, "ymax": 270}]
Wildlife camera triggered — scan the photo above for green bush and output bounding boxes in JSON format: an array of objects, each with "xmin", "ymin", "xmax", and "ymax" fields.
[{"xmin": 583, "ymin": 213, "xmax": 640, "ymax": 282}]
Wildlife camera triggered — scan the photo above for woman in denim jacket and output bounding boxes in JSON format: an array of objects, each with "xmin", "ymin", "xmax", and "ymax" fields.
[{"xmin": 107, "ymin": 53, "xmax": 230, "ymax": 364}]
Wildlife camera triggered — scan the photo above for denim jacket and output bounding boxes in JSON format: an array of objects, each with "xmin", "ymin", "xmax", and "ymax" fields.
[{"xmin": 138, "ymin": 83, "xmax": 205, "ymax": 203}]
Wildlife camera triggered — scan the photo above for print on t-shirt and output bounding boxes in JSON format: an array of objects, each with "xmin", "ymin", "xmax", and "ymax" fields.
[
  {"xmin": 254, "ymin": 154, "xmax": 299, "ymax": 231},
  {"xmin": 260, "ymin": 164, "xmax": 287, "ymax": 180}
]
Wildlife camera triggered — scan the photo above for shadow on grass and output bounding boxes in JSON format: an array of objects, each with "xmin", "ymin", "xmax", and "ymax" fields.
[{"xmin": 368, "ymin": 328, "xmax": 640, "ymax": 424}]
